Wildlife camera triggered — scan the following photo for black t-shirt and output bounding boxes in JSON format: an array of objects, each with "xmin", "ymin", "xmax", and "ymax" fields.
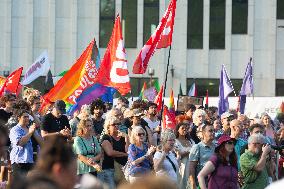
[
  {"xmin": 41, "ymin": 113, "xmax": 70, "ymax": 133},
  {"xmin": 190, "ymin": 124, "xmax": 201, "ymax": 144},
  {"xmin": 0, "ymin": 109, "xmax": 12, "ymax": 125},
  {"xmin": 92, "ymin": 118, "xmax": 105, "ymax": 135},
  {"xmin": 101, "ymin": 135, "xmax": 127, "ymax": 169}
]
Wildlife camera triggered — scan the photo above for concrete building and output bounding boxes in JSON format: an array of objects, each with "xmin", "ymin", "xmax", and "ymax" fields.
[{"xmin": 0, "ymin": 0, "xmax": 283, "ymax": 96}]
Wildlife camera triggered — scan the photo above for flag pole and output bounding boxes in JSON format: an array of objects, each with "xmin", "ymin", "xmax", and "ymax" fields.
[{"xmin": 159, "ymin": 45, "xmax": 172, "ymax": 125}]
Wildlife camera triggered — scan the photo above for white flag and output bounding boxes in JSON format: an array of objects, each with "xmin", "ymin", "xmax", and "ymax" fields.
[{"xmin": 22, "ymin": 50, "xmax": 50, "ymax": 85}]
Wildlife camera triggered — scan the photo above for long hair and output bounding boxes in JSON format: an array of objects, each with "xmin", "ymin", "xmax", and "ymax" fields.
[
  {"xmin": 76, "ymin": 118, "xmax": 93, "ymax": 137},
  {"xmin": 217, "ymin": 144, "xmax": 237, "ymax": 168},
  {"xmin": 175, "ymin": 122, "xmax": 191, "ymax": 140}
]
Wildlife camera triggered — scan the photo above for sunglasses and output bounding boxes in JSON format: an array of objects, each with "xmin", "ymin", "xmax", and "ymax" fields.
[
  {"xmin": 137, "ymin": 133, "xmax": 145, "ymax": 137},
  {"xmin": 110, "ymin": 122, "xmax": 121, "ymax": 126},
  {"xmin": 226, "ymin": 141, "xmax": 235, "ymax": 145}
]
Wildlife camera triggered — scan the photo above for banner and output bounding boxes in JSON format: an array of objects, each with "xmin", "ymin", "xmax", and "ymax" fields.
[{"xmin": 22, "ymin": 50, "xmax": 50, "ymax": 85}]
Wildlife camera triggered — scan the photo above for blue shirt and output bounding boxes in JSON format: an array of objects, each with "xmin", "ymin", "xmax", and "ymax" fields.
[
  {"xmin": 234, "ymin": 138, "xmax": 247, "ymax": 171},
  {"xmin": 9, "ymin": 124, "xmax": 35, "ymax": 164},
  {"xmin": 128, "ymin": 143, "xmax": 151, "ymax": 176}
]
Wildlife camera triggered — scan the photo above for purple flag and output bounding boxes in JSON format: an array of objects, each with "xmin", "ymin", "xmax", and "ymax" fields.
[
  {"xmin": 239, "ymin": 58, "xmax": 253, "ymax": 114},
  {"xmin": 218, "ymin": 65, "xmax": 234, "ymax": 115}
]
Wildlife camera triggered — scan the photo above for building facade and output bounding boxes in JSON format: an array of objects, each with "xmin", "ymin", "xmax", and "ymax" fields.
[{"xmin": 0, "ymin": 0, "xmax": 283, "ymax": 96}]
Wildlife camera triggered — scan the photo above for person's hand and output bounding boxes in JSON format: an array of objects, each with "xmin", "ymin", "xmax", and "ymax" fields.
[
  {"xmin": 155, "ymin": 126, "xmax": 161, "ymax": 133},
  {"xmin": 118, "ymin": 130, "xmax": 128, "ymax": 138},
  {"xmin": 29, "ymin": 124, "xmax": 37, "ymax": 134},
  {"xmin": 146, "ymin": 146, "xmax": 156, "ymax": 156},
  {"xmin": 262, "ymin": 144, "xmax": 271, "ymax": 156},
  {"xmin": 93, "ymin": 164, "xmax": 102, "ymax": 172}
]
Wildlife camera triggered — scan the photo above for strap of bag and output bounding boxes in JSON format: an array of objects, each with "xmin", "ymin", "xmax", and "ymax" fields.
[{"xmin": 165, "ymin": 155, "xmax": 177, "ymax": 173}]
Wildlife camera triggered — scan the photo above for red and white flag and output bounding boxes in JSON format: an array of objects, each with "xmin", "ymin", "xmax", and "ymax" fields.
[
  {"xmin": 94, "ymin": 15, "xmax": 131, "ymax": 95},
  {"xmin": 0, "ymin": 67, "xmax": 23, "ymax": 96},
  {"xmin": 162, "ymin": 105, "xmax": 176, "ymax": 130},
  {"xmin": 154, "ymin": 85, "xmax": 164, "ymax": 112},
  {"xmin": 132, "ymin": 0, "xmax": 176, "ymax": 74}
]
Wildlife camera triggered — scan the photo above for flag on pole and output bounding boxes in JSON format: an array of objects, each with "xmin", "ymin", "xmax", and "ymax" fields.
[
  {"xmin": 42, "ymin": 39, "xmax": 97, "ymax": 105},
  {"xmin": 94, "ymin": 15, "xmax": 131, "ymax": 95},
  {"xmin": 139, "ymin": 82, "xmax": 147, "ymax": 100},
  {"xmin": 132, "ymin": 0, "xmax": 177, "ymax": 74},
  {"xmin": 188, "ymin": 82, "xmax": 197, "ymax": 97},
  {"xmin": 153, "ymin": 79, "xmax": 160, "ymax": 92},
  {"xmin": 205, "ymin": 89, "xmax": 209, "ymax": 109},
  {"xmin": 162, "ymin": 105, "xmax": 176, "ymax": 130},
  {"xmin": 22, "ymin": 50, "xmax": 50, "ymax": 85},
  {"xmin": 169, "ymin": 88, "xmax": 175, "ymax": 111},
  {"xmin": 154, "ymin": 85, "xmax": 164, "ymax": 112},
  {"xmin": 239, "ymin": 59, "xmax": 253, "ymax": 114},
  {"xmin": 218, "ymin": 65, "xmax": 234, "ymax": 115},
  {"xmin": 0, "ymin": 67, "xmax": 23, "ymax": 96}
]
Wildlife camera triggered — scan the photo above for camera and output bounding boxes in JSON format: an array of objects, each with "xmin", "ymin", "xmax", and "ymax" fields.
[{"xmin": 270, "ymin": 145, "xmax": 284, "ymax": 156}]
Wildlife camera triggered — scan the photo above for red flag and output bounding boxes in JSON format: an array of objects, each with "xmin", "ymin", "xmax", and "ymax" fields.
[
  {"xmin": 0, "ymin": 67, "xmax": 23, "ymax": 96},
  {"xmin": 156, "ymin": 1, "xmax": 176, "ymax": 49},
  {"xmin": 154, "ymin": 85, "xmax": 164, "ymax": 112},
  {"xmin": 205, "ymin": 89, "xmax": 209, "ymax": 109},
  {"xmin": 162, "ymin": 105, "xmax": 176, "ymax": 130},
  {"xmin": 94, "ymin": 15, "xmax": 131, "ymax": 95},
  {"xmin": 132, "ymin": 0, "xmax": 177, "ymax": 74}
]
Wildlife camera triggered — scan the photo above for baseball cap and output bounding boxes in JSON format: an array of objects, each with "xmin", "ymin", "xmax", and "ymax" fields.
[{"xmin": 54, "ymin": 100, "xmax": 66, "ymax": 114}]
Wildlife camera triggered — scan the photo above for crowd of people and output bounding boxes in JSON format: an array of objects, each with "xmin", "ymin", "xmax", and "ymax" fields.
[{"xmin": 0, "ymin": 89, "xmax": 284, "ymax": 189}]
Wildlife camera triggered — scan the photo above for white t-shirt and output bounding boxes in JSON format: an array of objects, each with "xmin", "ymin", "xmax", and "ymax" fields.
[
  {"xmin": 143, "ymin": 117, "xmax": 160, "ymax": 145},
  {"xmin": 153, "ymin": 151, "xmax": 178, "ymax": 183}
]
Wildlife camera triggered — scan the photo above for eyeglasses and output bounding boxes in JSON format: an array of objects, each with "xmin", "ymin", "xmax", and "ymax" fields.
[
  {"xmin": 137, "ymin": 133, "xmax": 145, "ymax": 137},
  {"xmin": 254, "ymin": 130, "xmax": 264, "ymax": 134},
  {"xmin": 226, "ymin": 141, "xmax": 234, "ymax": 145}
]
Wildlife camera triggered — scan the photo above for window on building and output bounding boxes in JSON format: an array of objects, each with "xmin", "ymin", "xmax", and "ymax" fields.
[
  {"xmin": 276, "ymin": 80, "xmax": 284, "ymax": 96},
  {"xmin": 232, "ymin": 0, "xmax": 248, "ymax": 34},
  {"xmin": 130, "ymin": 77, "xmax": 159, "ymax": 97},
  {"xmin": 277, "ymin": 0, "xmax": 284, "ymax": 19},
  {"xmin": 186, "ymin": 78, "xmax": 242, "ymax": 97},
  {"xmin": 143, "ymin": 0, "xmax": 159, "ymax": 44},
  {"xmin": 187, "ymin": 0, "xmax": 204, "ymax": 49},
  {"xmin": 99, "ymin": 0, "xmax": 115, "ymax": 48},
  {"xmin": 122, "ymin": 0, "xmax": 137, "ymax": 48},
  {"xmin": 209, "ymin": 0, "xmax": 226, "ymax": 49}
]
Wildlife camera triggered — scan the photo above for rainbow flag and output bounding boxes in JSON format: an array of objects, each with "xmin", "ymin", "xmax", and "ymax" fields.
[
  {"xmin": 139, "ymin": 82, "xmax": 147, "ymax": 100},
  {"xmin": 169, "ymin": 88, "xmax": 175, "ymax": 111}
]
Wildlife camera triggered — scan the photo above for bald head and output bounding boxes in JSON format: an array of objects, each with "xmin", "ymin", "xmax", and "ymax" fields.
[{"xmin": 230, "ymin": 119, "xmax": 242, "ymax": 137}]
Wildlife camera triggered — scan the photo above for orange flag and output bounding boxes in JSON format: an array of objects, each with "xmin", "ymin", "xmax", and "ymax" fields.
[
  {"xmin": 43, "ymin": 39, "xmax": 95, "ymax": 104},
  {"xmin": 94, "ymin": 15, "xmax": 131, "ymax": 95}
]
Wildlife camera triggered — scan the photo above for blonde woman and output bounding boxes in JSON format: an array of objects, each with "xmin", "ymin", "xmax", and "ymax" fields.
[
  {"xmin": 128, "ymin": 126, "xmax": 156, "ymax": 183},
  {"xmin": 73, "ymin": 118, "xmax": 102, "ymax": 176},
  {"xmin": 99, "ymin": 116, "xmax": 129, "ymax": 188},
  {"xmin": 153, "ymin": 129, "xmax": 179, "ymax": 185}
]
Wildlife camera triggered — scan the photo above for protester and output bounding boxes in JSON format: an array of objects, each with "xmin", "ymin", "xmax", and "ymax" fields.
[
  {"xmin": 127, "ymin": 126, "xmax": 156, "ymax": 183},
  {"xmin": 143, "ymin": 102, "xmax": 161, "ymax": 146},
  {"xmin": 240, "ymin": 134, "xmax": 273, "ymax": 189},
  {"xmin": 0, "ymin": 125, "xmax": 11, "ymax": 189},
  {"xmin": 128, "ymin": 109, "xmax": 153, "ymax": 146},
  {"xmin": 229, "ymin": 119, "xmax": 247, "ymax": 170},
  {"xmin": 190, "ymin": 109, "xmax": 206, "ymax": 144},
  {"xmin": 0, "ymin": 94, "xmax": 16, "ymax": 125},
  {"xmin": 174, "ymin": 122, "xmax": 195, "ymax": 188},
  {"xmin": 261, "ymin": 113, "xmax": 276, "ymax": 140},
  {"xmin": 219, "ymin": 112, "xmax": 233, "ymax": 137},
  {"xmin": 188, "ymin": 123, "xmax": 215, "ymax": 189},
  {"xmin": 90, "ymin": 99, "xmax": 105, "ymax": 138},
  {"xmin": 9, "ymin": 109, "xmax": 43, "ymax": 176},
  {"xmin": 153, "ymin": 129, "xmax": 178, "ymax": 184},
  {"xmin": 73, "ymin": 118, "xmax": 102, "ymax": 176},
  {"xmin": 184, "ymin": 104, "xmax": 196, "ymax": 125},
  {"xmin": 70, "ymin": 104, "xmax": 90, "ymax": 137},
  {"xmin": 41, "ymin": 100, "xmax": 71, "ymax": 140},
  {"xmin": 100, "ymin": 116, "xmax": 129, "ymax": 188},
  {"xmin": 29, "ymin": 136, "xmax": 77, "ymax": 189},
  {"xmin": 198, "ymin": 135, "xmax": 238, "ymax": 189}
]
